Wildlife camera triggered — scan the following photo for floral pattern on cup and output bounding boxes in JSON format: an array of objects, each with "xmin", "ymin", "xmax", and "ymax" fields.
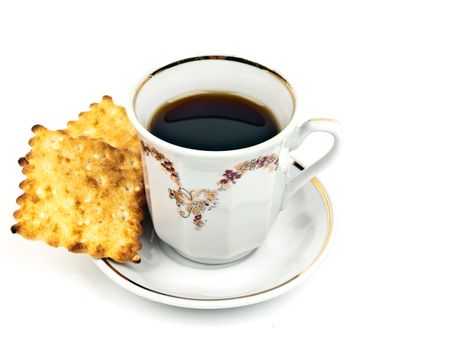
[
  {"xmin": 218, "ymin": 155, "xmax": 279, "ymax": 191},
  {"xmin": 141, "ymin": 141, "xmax": 279, "ymax": 230},
  {"xmin": 168, "ymin": 188, "xmax": 219, "ymax": 229},
  {"xmin": 141, "ymin": 142, "xmax": 181, "ymax": 187}
]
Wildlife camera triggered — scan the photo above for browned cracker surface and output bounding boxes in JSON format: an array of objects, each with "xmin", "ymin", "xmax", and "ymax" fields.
[
  {"xmin": 66, "ymin": 96, "xmax": 141, "ymax": 154},
  {"xmin": 12, "ymin": 125, "xmax": 144, "ymax": 263}
]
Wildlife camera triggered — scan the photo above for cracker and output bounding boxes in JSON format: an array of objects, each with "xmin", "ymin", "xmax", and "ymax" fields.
[
  {"xmin": 12, "ymin": 125, "xmax": 144, "ymax": 263},
  {"xmin": 66, "ymin": 96, "xmax": 140, "ymax": 154}
]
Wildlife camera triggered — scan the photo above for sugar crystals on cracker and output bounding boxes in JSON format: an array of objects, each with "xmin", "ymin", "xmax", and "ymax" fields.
[
  {"xmin": 66, "ymin": 96, "xmax": 141, "ymax": 154},
  {"xmin": 12, "ymin": 125, "xmax": 144, "ymax": 263}
]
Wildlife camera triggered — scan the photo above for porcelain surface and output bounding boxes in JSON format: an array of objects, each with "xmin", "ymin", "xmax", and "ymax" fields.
[
  {"xmin": 128, "ymin": 56, "xmax": 341, "ymax": 263},
  {"xmin": 94, "ymin": 163, "xmax": 333, "ymax": 309}
]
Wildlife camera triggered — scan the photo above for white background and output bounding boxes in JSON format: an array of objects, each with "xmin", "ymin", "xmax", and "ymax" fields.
[{"xmin": 1, "ymin": 0, "xmax": 470, "ymax": 349}]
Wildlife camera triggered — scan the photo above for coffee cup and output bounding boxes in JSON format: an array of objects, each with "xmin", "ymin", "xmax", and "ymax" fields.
[{"xmin": 128, "ymin": 56, "xmax": 342, "ymax": 264}]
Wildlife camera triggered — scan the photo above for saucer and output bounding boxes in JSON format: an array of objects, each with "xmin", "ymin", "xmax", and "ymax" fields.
[{"xmin": 94, "ymin": 162, "xmax": 333, "ymax": 309}]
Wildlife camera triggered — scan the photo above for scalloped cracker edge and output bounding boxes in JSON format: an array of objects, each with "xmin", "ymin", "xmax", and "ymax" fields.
[
  {"xmin": 66, "ymin": 95, "xmax": 140, "ymax": 154},
  {"xmin": 12, "ymin": 125, "xmax": 144, "ymax": 263}
]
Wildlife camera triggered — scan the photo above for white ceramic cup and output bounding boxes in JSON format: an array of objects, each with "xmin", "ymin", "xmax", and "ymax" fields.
[{"xmin": 128, "ymin": 56, "xmax": 342, "ymax": 264}]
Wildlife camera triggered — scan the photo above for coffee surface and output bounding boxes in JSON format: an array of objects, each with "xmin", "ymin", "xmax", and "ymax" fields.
[{"xmin": 148, "ymin": 93, "xmax": 279, "ymax": 151}]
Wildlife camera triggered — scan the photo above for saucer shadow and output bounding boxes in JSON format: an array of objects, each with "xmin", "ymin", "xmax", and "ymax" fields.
[{"xmin": 81, "ymin": 256, "xmax": 305, "ymax": 322}]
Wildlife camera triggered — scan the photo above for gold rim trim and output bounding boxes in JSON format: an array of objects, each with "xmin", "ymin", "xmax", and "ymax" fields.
[
  {"xmin": 309, "ymin": 117, "xmax": 338, "ymax": 122},
  {"xmin": 134, "ymin": 55, "xmax": 296, "ymax": 111},
  {"xmin": 101, "ymin": 163, "xmax": 333, "ymax": 303}
]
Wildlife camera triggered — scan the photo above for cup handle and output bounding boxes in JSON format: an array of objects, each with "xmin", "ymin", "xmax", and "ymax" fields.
[{"xmin": 281, "ymin": 118, "xmax": 342, "ymax": 209}]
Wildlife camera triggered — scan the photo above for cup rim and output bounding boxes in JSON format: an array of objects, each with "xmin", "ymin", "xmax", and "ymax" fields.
[{"xmin": 128, "ymin": 55, "xmax": 297, "ymax": 158}]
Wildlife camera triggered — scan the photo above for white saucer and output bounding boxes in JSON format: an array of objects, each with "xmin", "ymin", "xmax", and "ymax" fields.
[{"xmin": 94, "ymin": 162, "xmax": 333, "ymax": 309}]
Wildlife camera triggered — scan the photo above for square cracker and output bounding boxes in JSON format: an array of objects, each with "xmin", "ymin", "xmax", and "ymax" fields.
[
  {"xmin": 12, "ymin": 125, "xmax": 144, "ymax": 263},
  {"xmin": 66, "ymin": 96, "xmax": 141, "ymax": 154}
]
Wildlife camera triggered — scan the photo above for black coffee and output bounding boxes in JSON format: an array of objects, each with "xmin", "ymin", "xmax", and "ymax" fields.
[{"xmin": 148, "ymin": 93, "xmax": 279, "ymax": 151}]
